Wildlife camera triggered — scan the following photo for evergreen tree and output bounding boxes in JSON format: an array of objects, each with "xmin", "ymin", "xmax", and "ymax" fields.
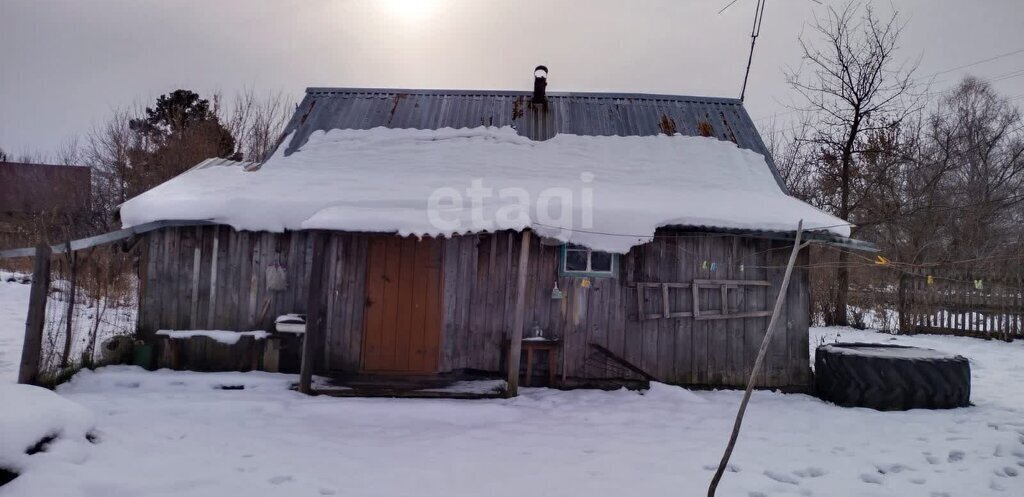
[{"xmin": 125, "ymin": 90, "xmax": 236, "ymax": 196}]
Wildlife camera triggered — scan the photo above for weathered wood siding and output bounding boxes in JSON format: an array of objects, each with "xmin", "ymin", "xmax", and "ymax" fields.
[{"xmin": 139, "ymin": 226, "xmax": 810, "ymax": 388}]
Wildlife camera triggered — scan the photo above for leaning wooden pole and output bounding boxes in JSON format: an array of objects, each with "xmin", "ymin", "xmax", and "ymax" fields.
[
  {"xmin": 506, "ymin": 230, "xmax": 532, "ymax": 397},
  {"xmin": 19, "ymin": 244, "xmax": 52, "ymax": 385},
  {"xmin": 61, "ymin": 243, "xmax": 77, "ymax": 368},
  {"xmin": 299, "ymin": 232, "xmax": 327, "ymax": 395},
  {"xmin": 708, "ymin": 220, "xmax": 804, "ymax": 497}
]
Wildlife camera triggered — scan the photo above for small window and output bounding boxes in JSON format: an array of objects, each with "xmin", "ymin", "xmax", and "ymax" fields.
[{"xmin": 560, "ymin": 244, "xmax": 617, "ymax": 277}]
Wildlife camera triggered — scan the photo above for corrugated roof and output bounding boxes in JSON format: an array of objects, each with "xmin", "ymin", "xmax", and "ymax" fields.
[{"xmin": 277, "ymin": 87, "xmax": 785, "ymax": 191}]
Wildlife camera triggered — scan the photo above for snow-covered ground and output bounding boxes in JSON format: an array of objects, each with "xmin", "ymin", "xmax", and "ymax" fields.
[
  {"xmin": 3, "ymin": 271, "xmax": 1024, "ymax": 496},
  {"xmin": 0, "ymin": 271, "xmax": 133, "ymax": 383},
  {"xmin": 0, "ymin": 273, "xmax": 30, "ymax": 383}
]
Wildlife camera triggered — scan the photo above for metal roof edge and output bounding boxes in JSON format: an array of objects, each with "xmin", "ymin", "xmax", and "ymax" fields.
[
  {"xmin": 659, "ymin": 225, "xmax": 877, "ymax": 252},
  {"xmin": 303, "ymin": 87, "xmax": 745, "ymax": 105}
]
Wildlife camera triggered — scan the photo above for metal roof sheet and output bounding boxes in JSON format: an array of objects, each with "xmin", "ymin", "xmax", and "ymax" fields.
[{"xmin": 276, "ymin": 87, "xmax": 785, "ymax": 191}]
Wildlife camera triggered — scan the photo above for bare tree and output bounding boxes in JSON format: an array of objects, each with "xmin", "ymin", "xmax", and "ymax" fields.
[
  {"xmin": 13, "ymin": 150, "xmax": 50, "ymax": 164},
  {"xmin": 219, "ymin": 89, "xmax": 294, "ymax": 162},
  {"xmin": 784, "ymin": 1, "xmax": 919, "ymax": 325},
  {"xmin": 83, "ymin": 107, "xmax": 138, "ymax": 232},
  {"xmin": 766, "ymin": 116, "xmax": 823, "ymax": 204},
  {"xmin": 927, "ymin": 77, "xmax": 1024, "ymax": 261},
  {"xmin": 55, "ymin": 137, "xmax": 82, "ymax": 167}
]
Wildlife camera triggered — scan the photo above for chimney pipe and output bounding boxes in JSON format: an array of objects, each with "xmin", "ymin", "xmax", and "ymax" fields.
[{"xmin": 532, "ymin": 65, "xmax": 548, "ymax": 104}]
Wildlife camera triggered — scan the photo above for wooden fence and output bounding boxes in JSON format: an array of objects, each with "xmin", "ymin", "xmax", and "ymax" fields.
[{"xmin": 900, "ymin": 271, "xmax": 1023, "ymax": 340}]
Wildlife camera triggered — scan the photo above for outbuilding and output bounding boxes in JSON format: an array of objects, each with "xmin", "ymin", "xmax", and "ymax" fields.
[{"xmin": 120, "ymin": 71, "xmax": 859, "ymax": 395}]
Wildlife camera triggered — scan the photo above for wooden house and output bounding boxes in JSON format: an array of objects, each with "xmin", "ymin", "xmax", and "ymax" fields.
[{"xmin": 120, "ymin": 71, "xmax": 861, "ymax": 394}]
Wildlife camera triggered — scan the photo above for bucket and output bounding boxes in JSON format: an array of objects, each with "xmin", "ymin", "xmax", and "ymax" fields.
[{"xmin": 132, "ymin": 343, "xmax": 155, "ymax": 370}]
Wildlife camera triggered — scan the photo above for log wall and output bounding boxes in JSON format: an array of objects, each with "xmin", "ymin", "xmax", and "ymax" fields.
[{"xmin": 139, "ymin": 226, "xmax": 810, "ymax": 389}]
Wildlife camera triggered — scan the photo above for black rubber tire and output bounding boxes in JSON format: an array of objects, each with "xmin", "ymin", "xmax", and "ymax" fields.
[{"xmin": 815, "ymin": 342, "xmax": 971, "ymax": 411}]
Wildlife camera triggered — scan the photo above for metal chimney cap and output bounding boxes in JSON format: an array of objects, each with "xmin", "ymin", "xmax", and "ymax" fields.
[{"xmin": 532, "ymin": 65, "xmax": 548, "ymax": 104}]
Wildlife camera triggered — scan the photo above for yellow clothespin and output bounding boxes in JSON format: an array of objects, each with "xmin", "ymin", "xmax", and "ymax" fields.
[
  {"xmin": 580, "ymin": 277, "xmax": 591, "ymax": 289},
  {"xmin": 874, "ymin": 255, "xmax": 890, "ymax": 266},
  {"xmin": 927, "ymin": 275, "xmax": 934, "ymax": 285}
]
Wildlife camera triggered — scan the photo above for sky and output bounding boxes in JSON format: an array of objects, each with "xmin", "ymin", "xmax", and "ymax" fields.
[{"xmin": 1, "ymin": 0, "xmax": 1023, "ymax": 158}]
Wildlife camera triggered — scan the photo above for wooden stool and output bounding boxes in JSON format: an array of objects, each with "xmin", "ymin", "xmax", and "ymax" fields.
[{"xmin": 521, "ymin": 339, "xmax": 561, "ymax": 387}]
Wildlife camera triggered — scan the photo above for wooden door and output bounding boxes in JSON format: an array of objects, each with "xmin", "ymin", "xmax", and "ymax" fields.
[{"xmin": 361, "ymin": 236, "xmax": 443, "ymax": 373}]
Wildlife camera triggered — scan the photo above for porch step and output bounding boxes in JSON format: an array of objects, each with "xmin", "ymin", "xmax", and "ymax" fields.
[{"xmin": 309, "ymin": 372, "xmax": 507, "ymax": 399}]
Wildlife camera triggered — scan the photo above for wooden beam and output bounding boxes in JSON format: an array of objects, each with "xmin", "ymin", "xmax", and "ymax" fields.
[
  {"xmin": 0, "ymin": 219, "xmax": 219, "ymax": 259},
  {"xmin": 708, "ymin": 221, "xmax": 805, "ymax": 497},
  {"xmin": 505, "ymin": 230, "xmax": 532, "ymax": 397},
  {"xmin": 18, "ymin": 244, "xmax": 51, "ymax": 385},
  {"xmin": 60, "ymin": 244, "xmax": 77, "ymax": 368},
  {"xmin": 299, "ymin": 231, "xmax": 328, "ymax": 394},
  {"xmin": 588, "ymin": 343, "xmax": 655, "ymax": 381},
  {"xmin": 189, "ymin": 226, "xmax": 202, "ymax": 329},
  {"xmin": 206, "ymin": 226, "xmax": 220, "ymax": 329}
]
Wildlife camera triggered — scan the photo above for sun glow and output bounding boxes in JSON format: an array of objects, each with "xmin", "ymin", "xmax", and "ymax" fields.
[{"xmin": 375, "ymin": 0, "xmax": 439, "ymax": 23}]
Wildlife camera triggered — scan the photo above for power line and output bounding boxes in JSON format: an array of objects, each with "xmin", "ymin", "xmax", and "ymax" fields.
[
  {"xmin": 753, "ymin": 48, "xmax": 1024, "ymax": 124},
  {"xmin": 717, "ymin": 0, "xmax": 743, "ymax": 15},
  {"xmin": 923, "ymin": 48, "xmax": 1024, "ymax": 80}
]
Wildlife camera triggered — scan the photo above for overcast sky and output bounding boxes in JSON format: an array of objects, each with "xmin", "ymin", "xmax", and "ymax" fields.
[{"xmin": 1, "ymin": 0, "xmax": 1022, "ymax": 158}]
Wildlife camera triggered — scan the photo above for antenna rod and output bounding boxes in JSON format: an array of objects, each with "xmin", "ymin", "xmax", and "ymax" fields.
[{"xmin": 739, "ymin": 0, "xmax": 766, "ymax": 102}]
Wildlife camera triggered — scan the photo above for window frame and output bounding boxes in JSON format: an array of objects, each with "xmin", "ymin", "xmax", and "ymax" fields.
[{"xmin": 559, "ymin": 244, "xmax": 618, "ymax": 278}]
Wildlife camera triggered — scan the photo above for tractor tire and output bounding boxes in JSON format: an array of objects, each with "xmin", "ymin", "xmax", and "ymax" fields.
[{"xmin": 815, "ymin": 342, "xmax": 970, "ymax": 411}]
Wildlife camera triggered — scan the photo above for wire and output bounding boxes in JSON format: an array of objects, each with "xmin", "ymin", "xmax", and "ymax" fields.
[
  {"xmin": 531, "ymin": 219, "xmax": 1024, "ymax": 287},
  {"xmin": 753, "ymin": 48, "xmax": 1024, "ymax": 124},
  {"xmin": 717, "ymin": 0, "xmax": 743, "ymax": 15},
  {"xmin": 923, "ymin": 48, "xmax": 1024, "ymax": 79}
]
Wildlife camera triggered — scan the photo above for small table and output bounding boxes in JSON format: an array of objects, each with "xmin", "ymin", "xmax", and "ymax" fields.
[{"xmin": 521, "ymin": 338, "xmax": 561, "ymax": 387}]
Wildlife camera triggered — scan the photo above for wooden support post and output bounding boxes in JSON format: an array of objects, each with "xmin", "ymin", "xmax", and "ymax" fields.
[
  {"xmin": 708, "ymin": 221, "xmax": 805, "ymax": 497},
  {"xmin": 505, "ymin": 230, "xmax": 532, "ymax": 397},
  {"xmin": 190, "ymin": 226, "xmax": 202, "ymax": 329},
  {"xmin": 206, "ymin": 226, "xmax": 220, "ymax": 329},
  {"xmin": 299, "ymin": 232, "xmax": 327, "ymax": 395},
  {"xmin": 19, "ymin": 244, "xmax": 52, "ymax": 385},
  {"xmin": 60, "ymin": 244, "xmax": 77, "ymax": 368}
]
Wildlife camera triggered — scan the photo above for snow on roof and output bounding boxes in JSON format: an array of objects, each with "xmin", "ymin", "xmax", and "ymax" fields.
[{"xmin": 119, "ymin": 126, "xmax": 849, "ymax": 253}]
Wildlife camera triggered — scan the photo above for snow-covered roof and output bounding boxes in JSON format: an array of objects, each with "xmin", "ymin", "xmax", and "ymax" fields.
[
  {"xmin": 280, "ymin": 88, "xmax": 789, "ymax": 190},
  {"xmin": 119, "ymin": 126, "xmax": 849, "ymax": 253}
]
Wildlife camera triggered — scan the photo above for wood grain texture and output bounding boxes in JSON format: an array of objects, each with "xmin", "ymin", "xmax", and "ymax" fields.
[
  {"xmin": 361, "ymin": 236, "xmax": 442, "ymax": 373},
  {"xmin": 138, "ymin": 226, "xmax": 812, "ymax": 389}
]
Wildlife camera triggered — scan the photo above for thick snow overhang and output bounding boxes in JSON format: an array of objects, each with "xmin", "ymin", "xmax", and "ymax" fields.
[{"xmin": 119, "ymin": 126, "xmax": 855, "ymax": 254}]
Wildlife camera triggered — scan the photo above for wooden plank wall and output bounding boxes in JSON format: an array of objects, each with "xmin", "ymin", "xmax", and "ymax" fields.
[
  {"xmin": 139, "ymin": 226, "xmax": 368, "ymax": 372},
  {"xmin": 139, "ymin": 226, "xmax": 811, "ymax": 388}
]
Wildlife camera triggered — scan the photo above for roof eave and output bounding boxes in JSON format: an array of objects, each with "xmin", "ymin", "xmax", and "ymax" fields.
[{"xmin": 304, "ymin": 87, "xmax": 746, "ymax": 105}]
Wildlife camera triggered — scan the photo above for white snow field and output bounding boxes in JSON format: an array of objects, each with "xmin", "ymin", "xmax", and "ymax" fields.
[{"xmin": 2, "ymin": 272, "xmax": 1024, "ymax": 496}]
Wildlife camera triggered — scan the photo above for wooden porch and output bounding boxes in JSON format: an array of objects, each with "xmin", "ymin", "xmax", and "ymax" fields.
[{"xmin": 308, "ymin": 372, "xmax": 507, "ymax": 399}]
